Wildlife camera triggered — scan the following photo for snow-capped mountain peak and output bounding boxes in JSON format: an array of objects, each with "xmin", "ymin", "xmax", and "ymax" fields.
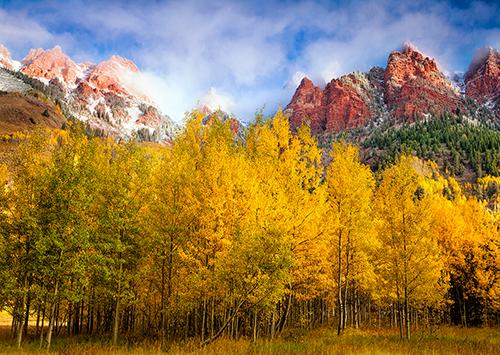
[
  {"xmin": 0, "ymin": 43, "xmax": 177, "ymax": 141},
  {"xmin": 0, "ymin": 44, "xmax": 21, "ymax": 71}
]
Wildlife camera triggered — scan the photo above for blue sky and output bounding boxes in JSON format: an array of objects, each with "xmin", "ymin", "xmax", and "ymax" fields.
[{"xmin": 0, "ymin": 0, "xmax": 498, "ymax": 122}]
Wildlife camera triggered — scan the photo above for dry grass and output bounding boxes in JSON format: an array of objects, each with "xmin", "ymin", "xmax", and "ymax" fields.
[
  {"xmin": 0, "ymin": 326, "xmax": 497, "ymax": 354},
  {"xmin": 0, "ymin": 312, "xmax": 12, "ymax": 328},
  {"xmin": 0, "ymin": 92, "xmax": 65, "ymax": 134}
]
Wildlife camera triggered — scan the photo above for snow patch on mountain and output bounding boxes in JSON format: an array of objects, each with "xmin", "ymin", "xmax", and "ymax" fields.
[
  {"xmin": 0, "ymin": 43, "xmax": 178, "ymax": 141},
  {"xmin": 0, "ymin": 68, "xmax": 31, "ymax": 93}
]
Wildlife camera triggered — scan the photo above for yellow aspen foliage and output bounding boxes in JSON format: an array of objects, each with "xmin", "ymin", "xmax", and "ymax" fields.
[
  {"xmin": 375, "ymin": 155, "xmax": 447, "ymax": 338},
  {"xmin": 1, "ymin": 111, "xmax": 499, "ymax": 346},
  {"xmin": 325, "ymin": 142, "xmax": 376, "ymax": 332},
  {"xmin": 452, "ymin": 197, "xmax": 499, "ymax": 319},
  {"xmin": 246, "ymin": 111, "xmax": 326, "ymax": 302}
]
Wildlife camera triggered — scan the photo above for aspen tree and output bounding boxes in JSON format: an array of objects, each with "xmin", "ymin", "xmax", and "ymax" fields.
[
  {"xmin": 375, "ymin": 156, "xmax": 446, "ymax": 339},
  {"xmin": 325, "ymin": 142, "xmax": 376, "ymax": 334}
]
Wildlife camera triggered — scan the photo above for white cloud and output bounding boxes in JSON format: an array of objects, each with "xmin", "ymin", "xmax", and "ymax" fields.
[
  {"xmin": 0, "ymin": 9, "xmax": 54, "ymax": 55},
  {"xmin": 286, "ymin": 71, "xmax": 307, "ymax": 89},
  {"xmin": 199, "ymin": 87, "xmax": 235, "ymax": 113}
]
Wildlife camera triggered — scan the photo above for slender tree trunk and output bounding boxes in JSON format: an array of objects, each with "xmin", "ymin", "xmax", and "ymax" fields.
[
  {"xmin": 396, "ymin": 280, "xmax": 403, "ymax": 339},
  {"xmin": 74, "ymin": 301, "xmax": 79, "ymax": 336},
  {"xmin": 210, "ymin": 297, "xmax": 215, "ymax": 338},
  {"xmin": 194, "ymin": 305, "xmax": 198, "ymax": 336},
  {"xmin": 46, "ymin": 279, "xmax": 59, "ymax": 350},
  {"xmin": 252, "ymin": 309, "xmax": 258, "ymax": 343},
  {"xmin": 67, "ymin": 301, "xmax": 72, "ymax": 337},
  {"xmin": 368, "ymin": 298, "xmax": 371, "ymax": 327},
  {"xmin": 276, "ymin": 290, "xmax": 292, "ymax": 333},
  {"xmin": 16, "ymin": 275, "xmax": 29, "ymax": 348},
  {"xmin": 404, "ymin": 286, "xmax": 410, "ymax": 340},
  {"xmin": 337, "ymin": 229, "xmax": 343, "ymax": 335},
  {"xmin": 90, "ymin": 288, "xmax": 95, "ymax": 335},
  {"xmin": 201, "ymin": 297, "xmax": 207, "ymax": 342},
  {"xmin": 270, "ymin": 309, "xmax": 276, "ymax": 340},
  {"xmin": 166, "ymin": 235, "xmax": 174, "ymax": 340},
  {"xmin": 343, "ymin": 237, "xmax": 350, "ymax": 331},
  {"xmin": 11, "ymin": 299, "xmax": 18, "ymax": 339},
  {"xmin": 55, "ymin": 302, "xmax": 62, "ymax": 335},
  {"xmin": 113, "ymin": 255, "xmax": 123, "ymax": 346},
  {"xmin": 23, "ymin": 290, "xmax": 31, "ymax": 336},
  {"xmin": 391, "ymin": 303, "xmax": 395, "ymax": 328},
  {"xmin": 160, "ymin": 256, "xmax": 166, "ymax": 347},
  {"xmin": 80, "ymin": 299, "xmax": 84, "ymax": 335},
  {"xmin": 235, "ymin": 311, "xmax": 239, "ymax": 339},
  {"xmin": 35, "ymin": 303, "xmax": 41, "ymax": 337},
  {"xmin": 39, "ymin": 297, "xmax": 46, "ymax": 349},
  {"xmin": 403, "ymin": 221, "xmax": 410, "ymax": 340},
  {"xmin": 354, "ymin": 288, "xmax": 359, "ymax": 328}
]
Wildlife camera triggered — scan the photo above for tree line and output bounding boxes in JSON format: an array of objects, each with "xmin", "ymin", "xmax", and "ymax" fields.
[
  {"xmin": 0, "ymin": 111, "xmax": 498, "ymax": 350},
  {"xmin": 363, "ymin": 114, "xmax": 500, "ymax": 178}
]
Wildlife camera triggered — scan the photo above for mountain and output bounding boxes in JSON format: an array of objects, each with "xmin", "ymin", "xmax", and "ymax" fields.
[
  {"xmin": 384, "ymin": 43, "xmax": 460, "ymax": 121},
  {"xmin": 286, "ymin": 43, "xmax": 498, "ymax": 136},
  {"xmin": 464, "ymin": 47, "xmax": 499, "ymax": 111},
  {"xmin": 0, "ymin": 44, "xmax": 177, "ymax": 141},
  {"xmin": 286, "ymin": 68, "xmax": 386, "ymax": 134},
  {"xmin": 0, "ymin": 44, "xmax": 21, "ymax": 71},
  {"xmin": 21, "ymin": 46, "xmax": 83, "ymax": 89},
  {"xmin": 286, "ymin": 43, "xmax": 499, "ymax": 181}
]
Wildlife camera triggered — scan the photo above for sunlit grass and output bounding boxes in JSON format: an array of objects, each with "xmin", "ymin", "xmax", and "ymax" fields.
[
  {"xmin": 0, "ymin": 326, "xmax": 497, "ymax": 354},
  {"xmin": 246, "ymin": 327, "xmax": 500, "ymax": 355}
]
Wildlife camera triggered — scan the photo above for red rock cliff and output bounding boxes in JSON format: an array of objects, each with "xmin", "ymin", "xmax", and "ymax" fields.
[
  {"xmin": 21, "ymin": 46, "xmax": 83, "ymax": 88},
  {"xmin": 384, "ymin": 43, "xmax": 460, "ymax": 121},
  {"xmin": 464, "ymin": 48, "xmax": 499, "ymax": 107},
  {"xmin": 286, "ymin": 72, "xmax": 382, "ymax": 134}
]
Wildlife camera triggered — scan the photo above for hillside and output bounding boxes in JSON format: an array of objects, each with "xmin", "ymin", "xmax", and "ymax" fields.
[
  {"xmin": 362, "ymin": 115, "xmax": 499, "ymax": 179},
  {"xmin": 0, "ymin": 92, "xmax": 65, "ymax": 134}
]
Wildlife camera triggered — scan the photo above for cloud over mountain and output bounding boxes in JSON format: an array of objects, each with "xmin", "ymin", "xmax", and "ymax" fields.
[{"xmin": 0, "ymin": 0, "xmax": 498, "ymax": 122}]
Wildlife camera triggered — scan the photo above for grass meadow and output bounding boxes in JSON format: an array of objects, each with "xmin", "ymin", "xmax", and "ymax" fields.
[{"xmin": 0, "ymin": 325, "xmax": 497, "ymax": 354}]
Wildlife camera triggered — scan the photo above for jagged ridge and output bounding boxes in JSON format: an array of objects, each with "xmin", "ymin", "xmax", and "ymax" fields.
[
  {"xmin": 0, "ymin": 44, "xmax": 178, "ymax": 141},
  {"xmin": 286, "ymin": 43, "xmax": 499, "ymax": 135}
]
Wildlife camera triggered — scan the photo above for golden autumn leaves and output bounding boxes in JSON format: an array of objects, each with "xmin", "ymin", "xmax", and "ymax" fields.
[{"xmin": 0, "ymin": 110, "xmax": 498, "ymax": 349}]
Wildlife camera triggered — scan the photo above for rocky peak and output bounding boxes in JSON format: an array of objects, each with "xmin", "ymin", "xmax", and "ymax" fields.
[
  {"xmin": 464, "ymin": 47, "xmax": 499, "ymax": 106},
  {"xmin": 21, "ymin": 46, "xmax": 83, "ymax": 88},
  {"xmin": 385, "ymin": 43, "xmax": 452, "ymax": 93},
  {"xmin": 286, "ymin": 77, "xmax": 325, "ymax": 133},
  {"xmin": 0, "ymin": 44, "xmax": 17, "ymax": 70},
  {"xmin": 286, "ymin": 73, "xmax": 383, "ymax": 134},
  {"xmin": 285, "ymin": 43, "xmax": 479, "ymax": 135},
  {"xmin": 384, "ymin": 42, "xmax": 459, "ymax": 121},
  {"xmin": 90, "ymin": 55, "xmax": 139, "ymax": 80},
  {"xmin": 22, "ymin": 48, "xmax": 45, "ymax": 65},
  {"xmin": 296, "ymin": 77, "xmax": 316, "ymax": 91},
  {"xmin": 322, "ymin": 73, "xmax": 378, "ymax": 132},
  {"xmin": 85, "ymin": 55, "xmax": 145, "ymax": 99}
]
